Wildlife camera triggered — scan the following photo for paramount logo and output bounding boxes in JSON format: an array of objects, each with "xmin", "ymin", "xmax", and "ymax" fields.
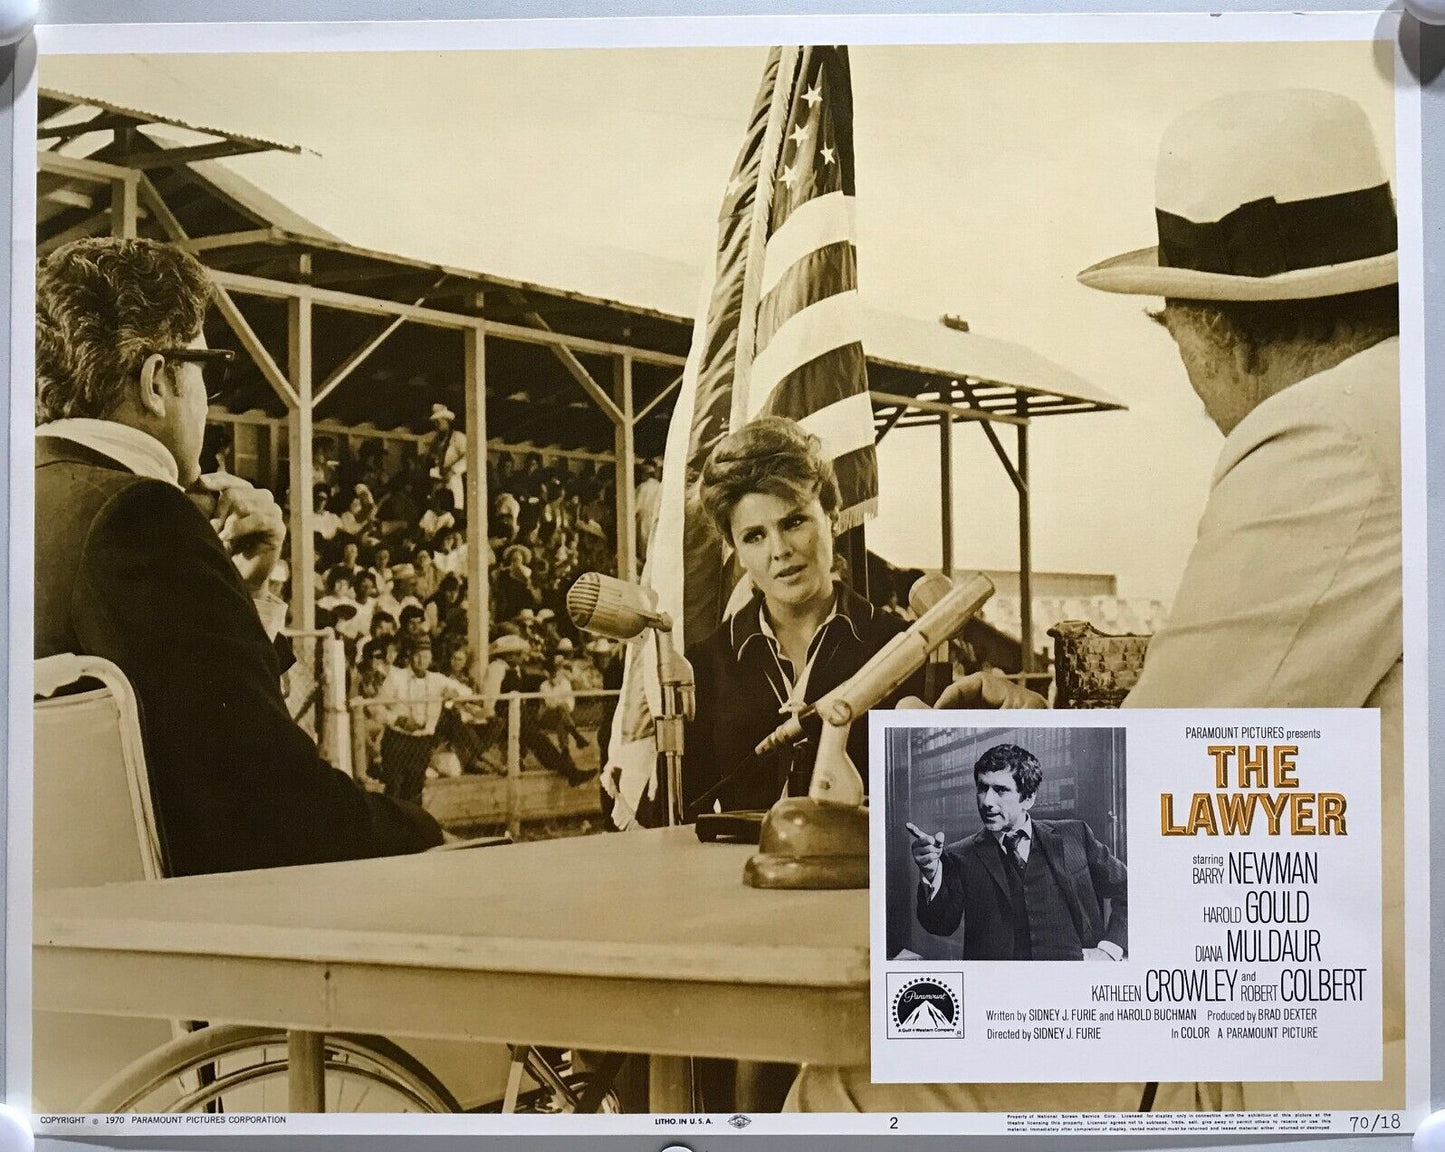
[
  {"xmin": 898, "ymin": 997, "xmax": 955, "ymax": 1031},
  {"xmin": 887, "ymin": 973, "xmax": 965, "ymax": 1039}
]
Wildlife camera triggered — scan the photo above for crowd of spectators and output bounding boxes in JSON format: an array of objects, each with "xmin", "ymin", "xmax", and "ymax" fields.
[{"xmin": 283, "ymin": 404, "xmax": 647, "ymax": 804}]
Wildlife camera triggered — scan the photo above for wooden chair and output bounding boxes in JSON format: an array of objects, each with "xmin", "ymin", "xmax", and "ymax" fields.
[{"xmin": 34, "ymin": 655, "xmax": 613, "ymax": 1114}]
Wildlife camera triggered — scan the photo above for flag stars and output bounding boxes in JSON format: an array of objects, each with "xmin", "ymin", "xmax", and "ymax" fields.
[
  {"xmin": 820, "ymin": 143, "xmax": 837, "ymax": 166},
  {"xmin": 724, "ymin": 174, "xmax": 745, "ymax": 198},
  {"xmin": 788, "ymin": 120, "xmax": 810, "ymax": 147},
  {"xmin": 802, "ymin": 83, "xmax": 823, "ymax": 108},
  {"xmin": 779, "ymin": 163, "xmax": 800, "ymax": 188}
]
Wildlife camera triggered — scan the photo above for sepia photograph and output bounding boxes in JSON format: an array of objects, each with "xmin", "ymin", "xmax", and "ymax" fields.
[{"xmin": 23, "ymin": 15, "xmax": 1423, "ymax": 1133}]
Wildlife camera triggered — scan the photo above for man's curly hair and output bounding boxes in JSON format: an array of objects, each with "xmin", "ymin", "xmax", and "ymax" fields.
[
  {"xmin": 973, "ymin": 743, "xmax": 1043, "ymax": 801},
  {"xmin": 36, "ymin": 238, "xmax": 213, "ymax": 424}
]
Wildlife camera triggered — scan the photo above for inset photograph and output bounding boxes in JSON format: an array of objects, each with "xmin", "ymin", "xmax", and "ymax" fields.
[{"xmin": 884, "ymin": 726, "xmax": 1127, "ymax": 962}]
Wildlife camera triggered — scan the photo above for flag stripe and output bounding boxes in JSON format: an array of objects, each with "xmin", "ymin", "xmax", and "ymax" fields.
[
  {"xmin": 753, "ymin": 240, "xmax": 856, "ymax": 356},
  {"xmin": 746, "ymin": 289, "xmax": 860, "ymax": 418},
  {"xmin": 758, "ymin": 190, "xmax": 856, "ymax": 297},
  {"xmin": 797, "ymin": 391, "xmax": 878, "ymax": 458}
]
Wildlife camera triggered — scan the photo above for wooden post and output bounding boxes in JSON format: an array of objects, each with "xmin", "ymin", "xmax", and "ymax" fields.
[
  {"xmin": 648, "ymin": 1055, "xmax": 692, "ymax": 1113},
  {"xmin": 1017, "ymin": 401, "xmax": 1034, "ymax": 674},
  {"xmin": 287, "ymin": 295, "xmax": 316, "ymax": 631},
  {"xmin": 939, "ymin": 382, "xmax": 955, "ymax": 578},
  {"xmin": 463, "ymin": 325, "xmax": 490, "ymax": 682},
  {"xmin": 613, "ymin": 354, "xmax": 637, "ymax": 581},
  {"xmin": 110, "ymin": 173, "xmax": 138, "ymax": 239},
  {"xmin": 506, "ymin": 695, "xmax": 522, "ymax": 842},
  {"xmin": 286, "ymin": 1029, "xmax": 326, "ymax": 1112}
]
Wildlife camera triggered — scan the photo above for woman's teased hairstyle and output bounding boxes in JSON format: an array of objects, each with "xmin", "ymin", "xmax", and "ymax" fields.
[
  {"xmin": 698, "ymin": 416, "xmax": 840, "ymax": 544},
  {"xmin": 36, "ymin": 238, "xmax": 213, "ymax": 423}
]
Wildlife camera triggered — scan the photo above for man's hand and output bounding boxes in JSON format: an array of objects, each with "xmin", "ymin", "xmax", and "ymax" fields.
[
  {"xmin": 194, "ymin": 473, "xmax": 286, "ymax": 596},
  {"xmin": 935, "ymin": 669, "xmax": 1047, "ymax": 710},
  {"xmin": 1083, "ymin": 947, "xmax": 1120, "ymax": 961},
  {"xmin": 907, "ymin": 822, "xmax": 945, "ymax": 889}
]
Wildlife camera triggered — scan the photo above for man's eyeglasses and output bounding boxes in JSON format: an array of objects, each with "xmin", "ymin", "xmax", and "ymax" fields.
[{"xmin": 150, "ymin": 347, "xmax": 237, "ymax": 402}]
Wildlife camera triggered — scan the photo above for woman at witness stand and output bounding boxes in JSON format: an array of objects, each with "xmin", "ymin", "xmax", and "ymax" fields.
[{"xmin": 684, "ymin": 416, "xmax": 1043, "ymax": 817}]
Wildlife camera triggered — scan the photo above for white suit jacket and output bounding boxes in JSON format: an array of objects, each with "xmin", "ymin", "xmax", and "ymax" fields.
[
  {"xmin": 1125, "ymin": 336, "xmax": 1401, "ymax": 722},
  {"xmin": 1126, "ymin": 336, "xmax": 1404, "ymax": 1068}
]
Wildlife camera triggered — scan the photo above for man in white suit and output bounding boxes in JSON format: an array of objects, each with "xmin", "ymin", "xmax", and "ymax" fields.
[{"xmin": 789, "ymin": 88, "xmax": 1402, "ymax": 1113}]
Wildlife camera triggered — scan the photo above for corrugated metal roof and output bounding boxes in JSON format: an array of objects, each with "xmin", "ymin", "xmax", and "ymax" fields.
[{"xmin": 39, "ymin": 86, "xmax": 307, "ymax": 157}]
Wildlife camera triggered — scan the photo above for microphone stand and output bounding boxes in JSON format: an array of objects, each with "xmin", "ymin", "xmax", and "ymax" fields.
[{"xmin": 652, "ymin": 628, "xmax": 694, "ymax": 827}]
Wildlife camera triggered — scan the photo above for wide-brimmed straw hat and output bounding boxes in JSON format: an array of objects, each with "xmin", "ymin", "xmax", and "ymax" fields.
[
  {"xmin": 489, "ymin": 635, "xmax": 530, "ymax": 657},
  {"xmin": 1077, "ymin": 89, "xmax": 1397, "ymax": 302},
  {"xmin": 429, "ymin": 403, "xmax": 457, "ymax": 424}
]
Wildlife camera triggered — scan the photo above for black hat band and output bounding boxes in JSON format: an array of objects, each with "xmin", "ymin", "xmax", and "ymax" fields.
[{"xmin": 1156, "ymin": 183, "xmax": 1396, "ymax": 278}]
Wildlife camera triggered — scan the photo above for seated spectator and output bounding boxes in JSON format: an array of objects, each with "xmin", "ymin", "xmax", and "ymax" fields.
[
  {"xmin": 368, "ymin": 543, "xmax": 394, "ymax": 595},
  {"xmin": 397, "ymin": 603, "xmax": 429, "ymax": 652},
  {"xmin": 435, "ymin": 527, "xmax": 468, "ymax": 578},
  {"xmin": 495, "ymin": 545, "xmax": 541, "ymax": 622},
  {"xmin": 419, "ymin": 487, "xmax": 456, "ymax": 543},
  {"xmin": 339, "ymin": 485, "xmax": 377, "ymax": 540},
  {"xmin": 376, "ymin": 562, "xmax": 422, "ymax": 623},
  {"xmin": 325, "ymin": 539, "xmax": 363, "ymax": 589},
  {"xmin": 312, "ymin": 484, "xmax": 341, "ymax": 544},
  {"xmin": 426, "ymin": 572, "xmax": 464, "ymax": 635},
  {"xmin": 413, "ymin": 546, "xmax": 443, "ymax": 603}
]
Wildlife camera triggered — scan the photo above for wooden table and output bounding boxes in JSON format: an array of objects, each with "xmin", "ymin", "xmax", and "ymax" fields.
[{"xmin": 34, "ymin": 827, "xmax": 870, "ymax": 1111}]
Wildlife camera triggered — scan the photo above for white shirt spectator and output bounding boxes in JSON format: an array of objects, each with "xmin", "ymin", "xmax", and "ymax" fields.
[{"xmin": 380, "ymin": 666, "xmax": 468, "ymax": 735}]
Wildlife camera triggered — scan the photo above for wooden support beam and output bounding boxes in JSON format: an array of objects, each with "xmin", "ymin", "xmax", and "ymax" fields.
[
  {"xmin": 110, "ymin": 174, "xmax": 139, "ymax": 240},
  {"xmin": 873, "ymin": 404, "xmax": 908, "ymax": 444},
  {"xmin": 955, "ymin": 379, "xmax": 1027, "ymax": 495},
  {"xmin": 634, "ymin": 373, "xmax": 684, "ymax": 425},
  {"xmin": 38, "ymin": 150, "xmax": 134, "ymax": 184},
  {"xmin": 135, "ymin": 172, "xmax": 186, "ymax": 241},
  {"xmin": 287, "ymin": 296, "xmax": 316, "ymax": 632},
  {"xmin": 209, "ymin": 270, "xmax": 686, "ymax": 366},
  {"xmin": 1017, "ymin": 397, "xmax": 1035, "ymax": 675},
  {"xmin": 870, "ymin": 389, "xmax": 1025, "ymax": 428},
  {"xmin": 518, "ymin": 307, "xmax": 623, "ymax": 425},
  {"xmin": 37, "ymin": 210, "xmax": 112, "ymax": 256},
  {"xmin": 184, "ymin": 228, "xmax": 286, "ymax": 252},
  {"xmin": 211, "ymin": 282, "xmax": 299, "ymax": 409},
  {"xmin": 124, "ymin": 141, "xmax": 269, "ymax": 169},
  {"xmin": 613, "ymin": 355, "xmax": 638, "ymax": 581},
  {"xmin": 36, "ymin": 112, "xmax": 132, "ymax": 143},
  {"xmin": 939, "ymin": 385, "xmax": 954, "ymax": 578},
  {"xmin": 40, "ymin": 185, "xmax": 93, "ymax": 211},
  {"xmin": 311, "ymin": 276, "xmax": 451, "ymax": 411},
  {"xmin": 463, "ymin": 326, "xmax": 490, "ymax": 681}
]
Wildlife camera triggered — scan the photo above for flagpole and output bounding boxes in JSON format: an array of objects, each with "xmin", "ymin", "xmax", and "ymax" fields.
[{"xmin": 729, "ymin": 44, "xmax": 802, "ymax": 433}]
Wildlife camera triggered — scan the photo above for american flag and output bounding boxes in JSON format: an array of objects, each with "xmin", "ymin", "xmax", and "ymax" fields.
[{"xmin": 602, "ymin": 45, "xmax": 878, "ymax": 828}]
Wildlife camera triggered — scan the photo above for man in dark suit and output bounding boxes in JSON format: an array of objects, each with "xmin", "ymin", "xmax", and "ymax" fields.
[
  {"xmin": 910, "ymin": 743, "xmax": 1126, "ymax": 961},
  {"xmin": 35, "ymin": 237, "xmax": 442, "ymax": 876}
]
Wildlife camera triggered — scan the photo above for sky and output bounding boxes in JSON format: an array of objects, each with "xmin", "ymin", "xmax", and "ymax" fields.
[{"xmin": 41, "ymin": 38, "xmax": 1395, "ymax": 601}]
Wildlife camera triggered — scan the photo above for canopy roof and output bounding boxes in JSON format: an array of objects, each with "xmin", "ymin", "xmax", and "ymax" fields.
[{"xmin": 36, "ymin": 87, "xmax": 1124, "ymax": 455}]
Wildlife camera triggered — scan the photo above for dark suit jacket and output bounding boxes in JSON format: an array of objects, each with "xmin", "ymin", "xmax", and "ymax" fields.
[
  {"xmin": 35, "ymin": 437, "xmax": 443, "ymax": 876},
  {"xmin": 916, "ymin": 818, "xmax": 1127, "ymax": 959}
]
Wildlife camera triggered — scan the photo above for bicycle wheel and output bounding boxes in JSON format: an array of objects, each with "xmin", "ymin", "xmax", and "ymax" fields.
[{"xmin": 80, "ymin": 1023, "xmax": 461, "ymax": 1114}]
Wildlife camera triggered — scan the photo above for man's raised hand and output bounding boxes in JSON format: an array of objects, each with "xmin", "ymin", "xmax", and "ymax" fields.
[{"xmin": 907, "ymin": 821, "xmax": 945, "ymax": 888}]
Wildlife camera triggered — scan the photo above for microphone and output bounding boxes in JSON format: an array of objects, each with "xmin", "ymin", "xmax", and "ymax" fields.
[
  {"xmin": 908, "ymin": 572, "xmax": 955, "ymax": 620},
  {"xmin": 566, "ymin": 572, "xmax": 673, "ymax": 641},
  {"xmin": 754, "ymin": 572, "xmax": 995, "ymax": 755}
]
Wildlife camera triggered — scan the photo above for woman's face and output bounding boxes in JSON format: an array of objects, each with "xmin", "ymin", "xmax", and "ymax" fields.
[{"xmin": 727, "ymin": 489, "xmax": 834, "ymax": 611}]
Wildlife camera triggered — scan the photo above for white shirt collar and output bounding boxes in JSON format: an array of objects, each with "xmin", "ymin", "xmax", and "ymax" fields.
[
  {"xmin": 992, "ymin": 815, "xmax": 1034, "ymax": 848},
  {"xmin": 38, "ymin": 418, "xmax": 180, "ymax": 488}
]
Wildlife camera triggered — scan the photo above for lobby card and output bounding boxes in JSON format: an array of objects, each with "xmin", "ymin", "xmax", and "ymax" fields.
[{"xmin": 870, "ymin": 709, "xmax": 1382, "ymax": 1086}]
